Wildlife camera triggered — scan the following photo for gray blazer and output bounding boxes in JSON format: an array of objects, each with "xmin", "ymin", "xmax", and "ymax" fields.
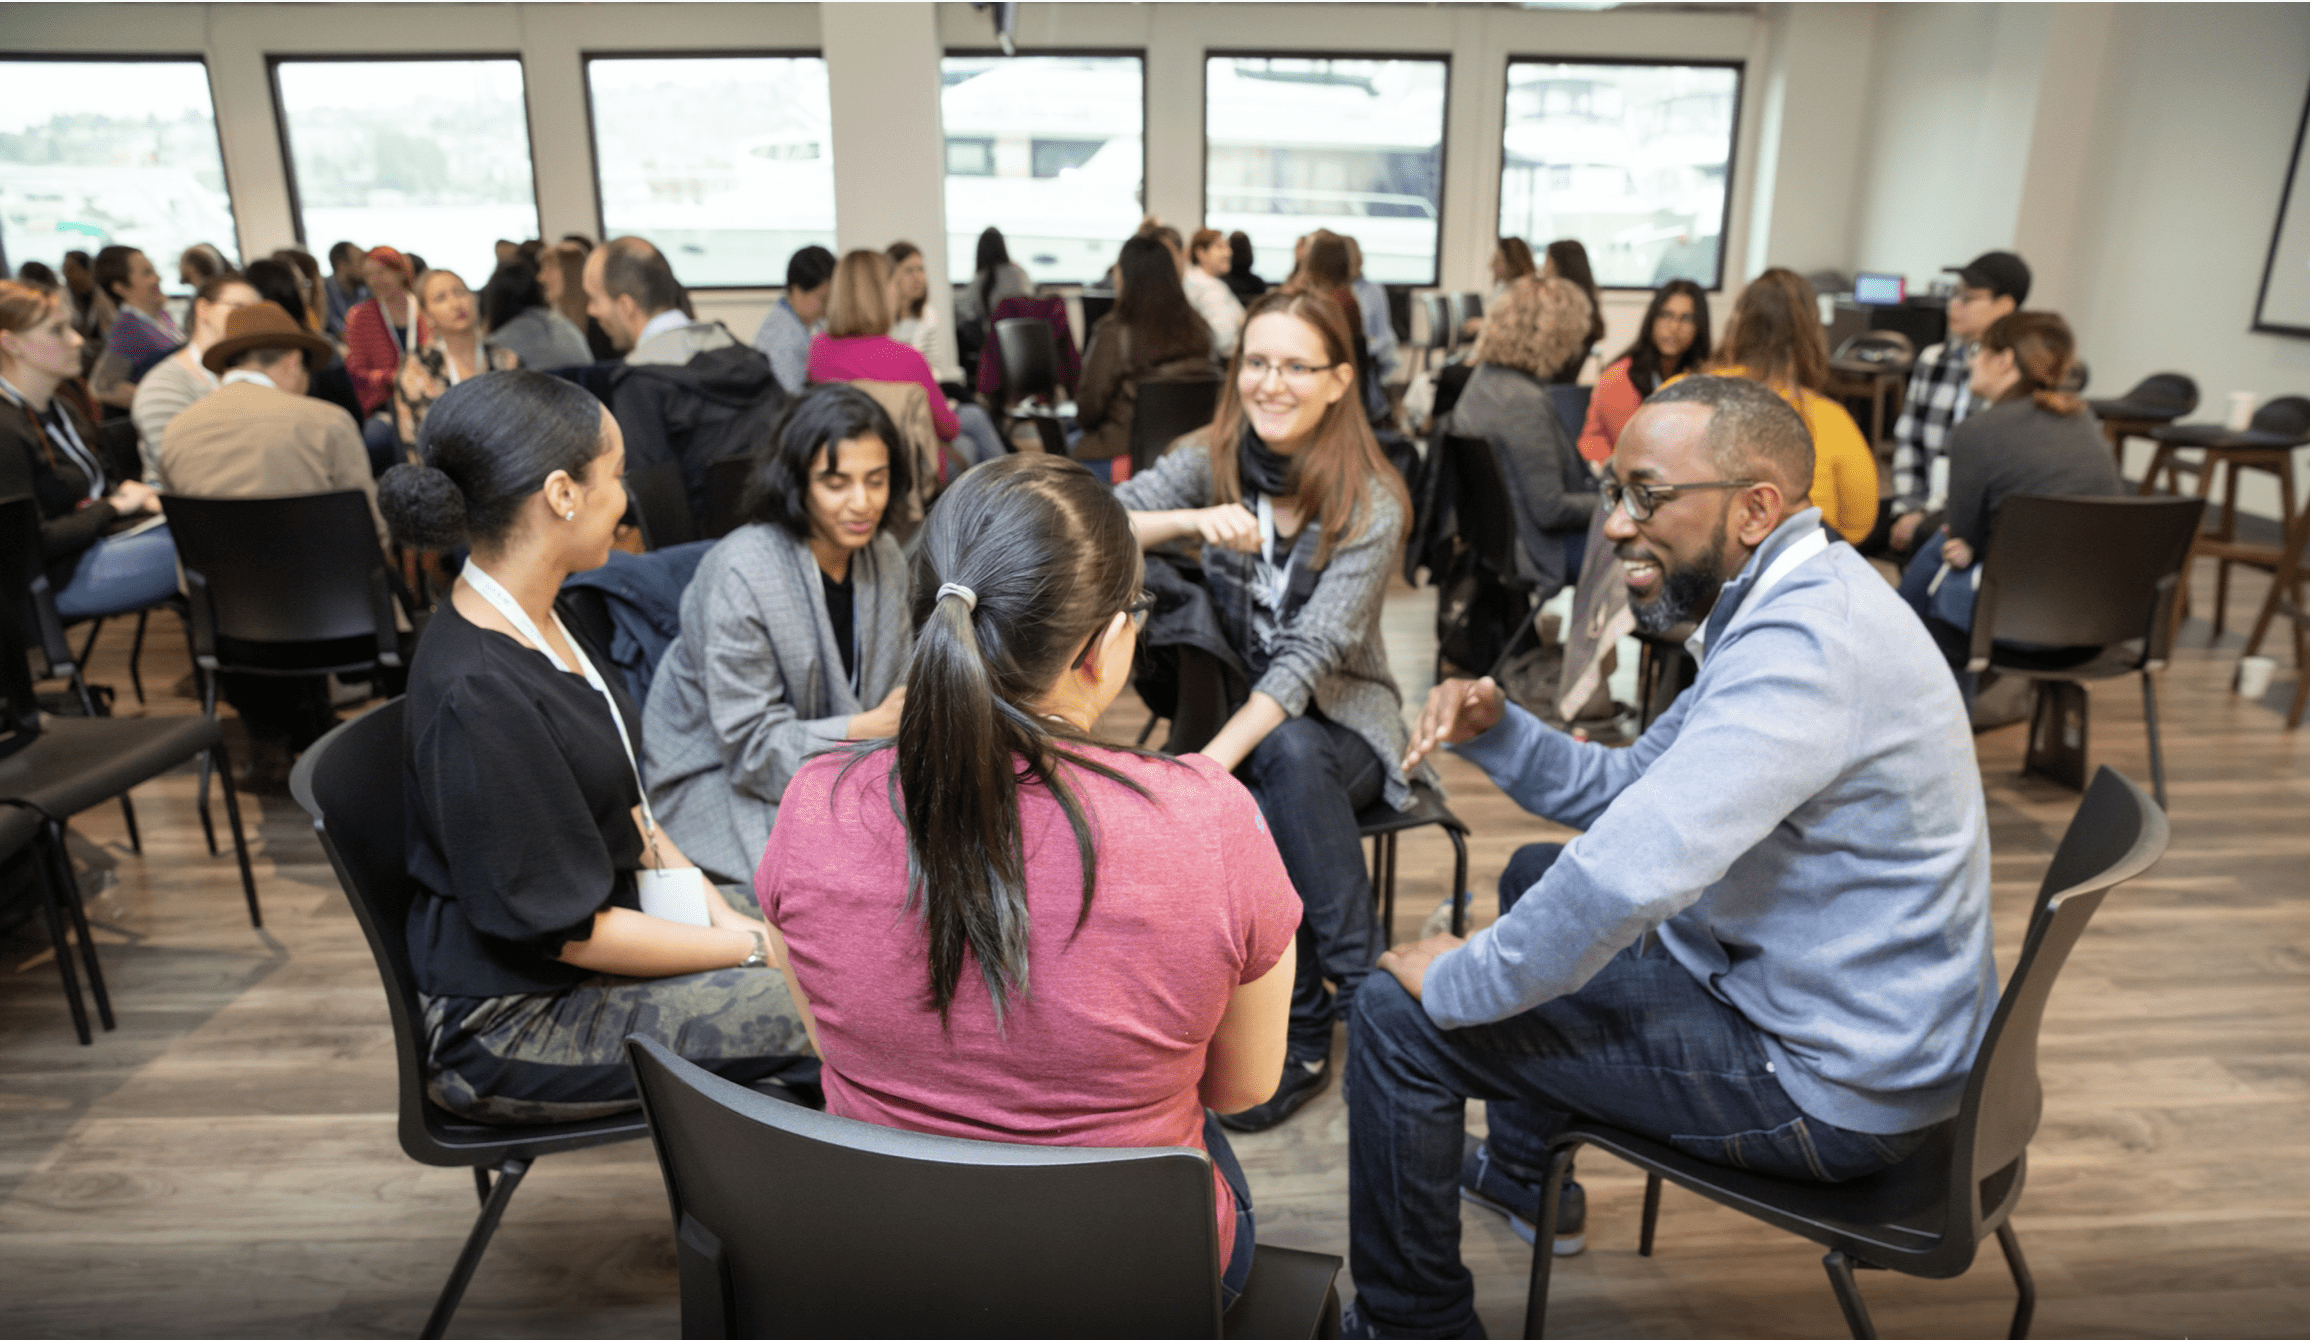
[
  {"xmin": 1443, "ymin": 363, "xmax": 1599, "ymax": 603},
  {"xmin": 642, "ymin": 524, "xmax": 912, "ymax": 884},
  {"xmin": 1114, "ymin": 439, "xmax": 1431, "ymax": 809}
]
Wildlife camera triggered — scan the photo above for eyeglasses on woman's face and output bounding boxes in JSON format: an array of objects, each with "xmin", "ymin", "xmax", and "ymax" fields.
[
  {"xmin": 1124, "ymin": 590, "xmax": 1155, "ymax": 627},
  {"xmin": 1240, "ymin": 354, "xmax": 1340, "ymax": 386},
  {"xmin": 1601, "ymin": 475, "xmax": 1757, "ymax": 524}
]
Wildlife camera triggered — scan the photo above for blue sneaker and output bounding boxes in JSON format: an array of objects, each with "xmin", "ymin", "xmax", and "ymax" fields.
[{"xmin": 1459, "ymin": 1136, "xmax": 1585, "ymax": 1256}]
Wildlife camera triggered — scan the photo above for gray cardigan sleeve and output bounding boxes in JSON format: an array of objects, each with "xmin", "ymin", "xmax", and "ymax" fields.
[
  {"xmin": 1256, "ymin": 484, "xmax": 1404, "ymax": 716},
  {"xmin": 1113, "ymin": 437, "xmax": 1215, "ymax": 512},
  {"xmin": 700, "ymin": 564, "xmax": 852, "ymax": 806}
]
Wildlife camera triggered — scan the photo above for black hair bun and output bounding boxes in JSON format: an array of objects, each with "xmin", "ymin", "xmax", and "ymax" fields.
[{"xmin": 377, "ymin": 462, "xmax": 469, "ymax": 551}]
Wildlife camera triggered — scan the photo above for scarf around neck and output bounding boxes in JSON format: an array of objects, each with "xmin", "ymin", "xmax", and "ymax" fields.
[{"xmin": 1237, "ymin": 421, "xmax": 1295, "ymax": 500}]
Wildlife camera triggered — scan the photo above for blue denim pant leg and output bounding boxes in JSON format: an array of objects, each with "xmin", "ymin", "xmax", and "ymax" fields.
[
  {"xmin": 51, "ymin": 523, "xmax": 179, "ymax": 622},
  {"xmin": 1896, "ymin": 538, "xmax": 1980, "ymax": 706},
  {"xmin": 1240, "ymin": 714, "xmax": 1386, "ymax": 1062},
  {"xmin": 1204, "ymin": 1110, "xmax": 1257, "ymax": 1308},
  {"xmin": 1347, "ymin": 923, "xmax": 1929, "ymax": 1337},
  {"xmin": 953, "ymin": 402, "xmax": 1007, "ymax": 467}
]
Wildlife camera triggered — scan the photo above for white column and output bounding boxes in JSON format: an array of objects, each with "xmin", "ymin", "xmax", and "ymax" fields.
[{"xmin": 821, "ymin": 0, "xmax": 949, "ymax": 292}]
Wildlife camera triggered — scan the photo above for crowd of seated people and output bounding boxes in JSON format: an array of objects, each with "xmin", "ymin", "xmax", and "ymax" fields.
[{"xmin": 8, "ymin": 205, "xmax": 2170, "ymax": 1335}]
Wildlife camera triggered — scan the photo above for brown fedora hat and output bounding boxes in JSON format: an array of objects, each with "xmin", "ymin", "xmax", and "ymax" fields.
[{"xmin": 203, "ymin": 301, "xmax": 336, "ymax": 374}]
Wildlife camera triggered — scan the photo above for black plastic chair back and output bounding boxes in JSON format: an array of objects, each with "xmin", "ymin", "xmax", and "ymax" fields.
[
  {"xmin": 2118, "ymin": 373, "xmax": 2198, "ymax": 416},
  {"xmin": 1957, "ymin": 766, "xmax": 2167, "ymax": 1216},
  {"xmin": 2248, "ymin": 394, "xmax": 2310, "ymax": 439},
  {"xmin": 1079, "ymin": 288, "xmax": 1116, "ymax": 333},
  {"xmin": 699, "ymin": 455, "xmax": 755, "ymax": 541},
  {"xmin": 1449, "ymin": 292, "xmax": 1483, "ymax": 346},
  {"xmin": 628, "ymin": 459, "xmax": 697, "ymax": 549},
  {"xmin": 1417, "ymin": 293, "xmax": 1451, "ymax": 351},
  {"xmin": 1440, "ymin": 435, "xmax": 1521, "ymax": 584},
  {"xmin": 1129, "ymin": 378, "xmax": 1222, "ymax": 474},
  {"xmin": 1970, "ymin": 495, "xmax": 2203, "ymax": 664},
  {"xmin": 0, "ymin": 497, "xmax": 45, "ymax": 751},
  {"xmin": 163, "ymin": 491, "xmax": 400, "ymax": 666},
  {"xmin": 995, "ymin": 317, "xmax": 1063, "ymax": 404},
  {"xmin": 626, "ymin": 1035, "xmax": 1230, "ymax": 1339}
]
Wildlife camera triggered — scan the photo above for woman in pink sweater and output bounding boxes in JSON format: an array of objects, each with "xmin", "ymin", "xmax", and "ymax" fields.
[{"xmin": 805, "ymin": 250, "xmax": 1007, "ymax": 470}]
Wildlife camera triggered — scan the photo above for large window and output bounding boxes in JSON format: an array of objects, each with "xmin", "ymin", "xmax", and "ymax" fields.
[
  {"xmin": 1498, "ymin": 60, "xmax": 1741, "ymax": 289},
  {"xmin": 941, "ymin": 54, "xmax": 1143, "ymax": 286},
  {"xmin": 1205, "ymin": 56, "xmax": 1448, "ymax": 286},
  {"xmin": 272, "ymin": 57, "xmax": 538, "ymax": 290},
  {"xmin": 0, "ymin": 58, "xmax": 238, "ymax": 290},
  {"xmin": 586, "ymin": 55, "xmax": 835, "ymax": 289}
]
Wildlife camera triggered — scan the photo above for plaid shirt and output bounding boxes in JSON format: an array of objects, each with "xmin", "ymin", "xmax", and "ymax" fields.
[{"xmin": 1888, "ymin": 339, "xmax": 1974, "ymax": 511}]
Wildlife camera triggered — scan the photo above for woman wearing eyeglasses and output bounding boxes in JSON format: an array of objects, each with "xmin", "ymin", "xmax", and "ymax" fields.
[
  {"xmin": 1113, "ymin": 288, "xmax": 1423, "ymax": 1132},
  {"xmin": 758, "ymin": 454, "xmax": 1298, "ymax": 1309}
]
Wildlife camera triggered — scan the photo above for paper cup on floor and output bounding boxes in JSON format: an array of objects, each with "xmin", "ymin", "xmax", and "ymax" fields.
[
  {"xmin": 2226, "ymin": 391, "xmax": 2257, "ymax": 431},
  {"xmin": 2237, "ymin": 655, "xmax": 2278, "ymax": 699}
]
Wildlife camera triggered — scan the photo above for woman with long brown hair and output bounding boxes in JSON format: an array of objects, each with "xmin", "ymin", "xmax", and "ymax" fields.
[
  {"xmin": 758, "ymin": 453, "xmax": 1298, "ymax": 1309},
  {"xmin": 0, "ymin": 279, "xmax": 173, "ymax": 622},
  {"xmin": 806, "ymin": 249, "xmax": 1005, "ymax": 468},
  {"xmin": 1074, "ymin": 233, "xmax": 1214, "ymax": 472},
  {"xmin": 1700, "ymin": 267, "xmax": 1877, "ymax": 542},
  {"xmin": 883, "ymin": 240, "xmax": 960, "ymax": 384},
  {"xmin": 1114, "ymin": 287, "xmax": 1422, "ymax": 1131},
  {"xmin": 1541, "ymin": 239, "xmax": 1608, "ymax": 381}
]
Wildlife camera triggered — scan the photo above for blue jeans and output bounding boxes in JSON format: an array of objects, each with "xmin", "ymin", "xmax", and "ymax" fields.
[
  {"xmin": 952, "ymin": 402, "xmax": 1007, "ymax": 467},
  {"xmin": 1239, "ymin": 714, "xmax": 1384, "ymax": 1062},
  {"xmin": 1344, "ymin": 843, "xmax": 1934, "ymax": 1339},
  {"xmin": 52, "ymin": 522, "xmax": 179, "ymax": 622}
]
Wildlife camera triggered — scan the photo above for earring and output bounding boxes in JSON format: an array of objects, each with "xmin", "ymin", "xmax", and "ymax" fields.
[{"xmin": 564, "ymin": 510, "xmax": 577, "ymax": 521}]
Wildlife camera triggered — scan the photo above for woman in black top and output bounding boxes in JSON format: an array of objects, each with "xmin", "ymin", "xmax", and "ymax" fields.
[
  {"xmin": 379, "ymin": 371, "xmax": 815, "ymax": 1123},
  {"xmin": 0, "ymin": 279, "xmax": 173, "ymax": 621}
]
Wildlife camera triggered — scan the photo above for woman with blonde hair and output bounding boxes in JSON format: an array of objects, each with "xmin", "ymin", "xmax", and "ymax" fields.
[
  {"xmin": 1114, "ymin": 287, "xmax": 1424, "ymax": 1131},
  {"xmin": 883, "ymin": 240, "xmax": 961, "ymax": 384},
  {"xmin": 1443, "ymin": 275, "xmax": 1600, "ymax": 607},
  {"xmin": 807, "ymin": 249, "xmax": 1004, "ymax": 467},
  {"xmin": 393, "ymin": 268, "xmax": 520, "ymax": 450},
  {"xmin": 1699, "ymin": 267, "xmax": 1877, "ymax": 542}
]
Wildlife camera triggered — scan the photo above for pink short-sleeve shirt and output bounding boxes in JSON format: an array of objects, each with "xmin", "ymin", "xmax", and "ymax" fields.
[{"xmin": 758, "ymin": 746, "xmax": 1301, "ymax": 1267}]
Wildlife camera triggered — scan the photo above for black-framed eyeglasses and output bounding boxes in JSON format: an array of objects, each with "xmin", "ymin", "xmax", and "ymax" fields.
[
  {"xmin": 1124, "ymin": 590, "xmax": 1155, "ymax": 627},
  {"xmin": 1602, "ymin": 476, "xmax": 1757, "ymax": 523}
]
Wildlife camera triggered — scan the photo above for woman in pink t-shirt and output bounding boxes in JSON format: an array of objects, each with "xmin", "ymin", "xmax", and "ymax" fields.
[{"xmin": 757, "ymin": 453, "xmax": 1299, "ymax": 1307}]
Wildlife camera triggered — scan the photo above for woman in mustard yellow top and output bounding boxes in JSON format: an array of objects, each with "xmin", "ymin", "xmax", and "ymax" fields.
[{"xmin": 1678, "ymin": 268, "xmax": 1877, "ymax": 542}]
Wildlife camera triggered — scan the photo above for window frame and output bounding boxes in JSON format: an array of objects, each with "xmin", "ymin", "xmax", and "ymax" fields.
[
  {"xmin": 578, "ymin": 47, "xmax": 832, "ymax": 292},
  {"xmin": 1496, "ymin": 54, "xmax": 1746, "ymax": 293},
  {"xmin": 1201, "ymin": 48, "xmax": 1455, "ymax": 290},
  {"xmin": 938, "ymin": 45, "xmax": 1150, "ymax": 288},
  {"xmin": 265, "ymin": 51, "xmax": 544, "ymax": 266},
  {"xmin": 0, "ymin": 50, "xmax": 242, "ymax": 280}
]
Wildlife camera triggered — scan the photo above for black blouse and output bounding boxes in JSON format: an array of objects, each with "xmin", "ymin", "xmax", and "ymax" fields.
[
  {"xmin": 0, "ymin": 396, "xmax": 118, "ymax": 590},
  {"xmin": 404, "ymin": 600, "xmax": 647, "ymax": 998}
]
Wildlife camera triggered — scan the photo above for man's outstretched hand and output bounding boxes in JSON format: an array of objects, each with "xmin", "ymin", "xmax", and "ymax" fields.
[
  {"xmin": 1377, "ymin": 932, "xmax": 1466, "ymax": 1002},
  {"xmin": 1403, "ymin": 676, "xmax": 1506, "ymax": 770}
]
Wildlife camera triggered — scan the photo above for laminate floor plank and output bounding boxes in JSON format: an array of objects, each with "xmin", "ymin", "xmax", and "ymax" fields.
[{"xmin": 2, "ymin": 563, "xmax": 2304, "ymax": 1337}]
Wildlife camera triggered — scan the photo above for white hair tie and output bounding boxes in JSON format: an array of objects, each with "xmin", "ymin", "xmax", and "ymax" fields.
[{"xmin": 936, "ymin": 582, "xmax": 977, "ymax": 612}]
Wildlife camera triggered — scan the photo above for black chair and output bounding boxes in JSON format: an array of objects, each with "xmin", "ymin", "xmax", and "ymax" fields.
[
  {"xmin": 698, "ymin": 454, "xmax": 755, "ymax": 541},
  {"xmin": 165, "ymin": 490, "xmax": 408, "ymax": 870},
  {"xmin": 627, "ymin": 459, "xmax": 698, "ymax": 549},
  {"xmin": 1409, "ymin": 292, "xmax": 1453, "ymax": 380},
  {"xmin": 1129, "ymin": 377, "xmax": 1222, "ymax": 475},
  {"xmin": 1079, "ymin": 286, "xmax": 1117, "ymax": 334},
  {"xmin": 0, "ymin": 496, "xmax": 258, "ymax": 1042},
  {"xmin": 2143, "ymin": 396, "xmax": 2310, "ymax": 636},
  {"xmin": 1522, "ymin": 766, "xmax": 2169, "ymax": 1340},
  {"xmin": 2091, "ymin": 372, "xmax": 2198, "ymax": 485},
  {"xmin": 289, "ymin": 701, "xmax": 655, "ymax": 1340},
  {"xmin": 994, "ymin": 316, "xmax": 1069, "ymax": 455},
  {"xmin": 625, "ymin": 1034, "xmax": 1343, "ymax": 1339},
  {"xmin": 1964, "ymin": 494, "xmax": 2205, "ymax": 809},
  {"xmin": 1433, "ymin": 435, "xmax": 1535, "ymax": 680},
  {"xmin": 1449, "ymin": 292, "xmax": 1484, "ymax": 350},
  {"xmin": 0, "ymin": 790, "xmax": 99, "ymax": 1046}
]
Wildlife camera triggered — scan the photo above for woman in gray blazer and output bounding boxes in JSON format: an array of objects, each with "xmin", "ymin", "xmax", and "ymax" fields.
[
  {"xmin": 1114, "ymin": 288, "xmax": 1429, "ymax": 1134},
  {"xmin": 643, "ymin": 386, "xmax": 915, "ymax": 885}
]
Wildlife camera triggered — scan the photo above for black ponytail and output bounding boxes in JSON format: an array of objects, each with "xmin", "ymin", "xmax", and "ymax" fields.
[
  {"xmin": 854, "ymin": 454, "xmax": 1160, "ymax": 1025},
  {"xmin": 378, "ymin": 370, "xmax": 607, "ymax": 552}
]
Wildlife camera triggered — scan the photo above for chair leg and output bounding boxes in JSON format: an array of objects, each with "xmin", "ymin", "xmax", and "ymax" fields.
[
  {"xmin": 2140, "ymin": 672, "xmax": 2167, "ymax": 811},
  {"xmin": 117, "ymin": 793, "xmax": 141, "ymax": 855},
  {"xmin": 422, "ymin": 1157, "xmax": 531, "ymax": 1340},
  {"xmin": 1521, "ymin": 1144, "xmax": 1579, "ymax": 1340},
  {"xmin": 1639, "ymin": 1173, "xmax": 1662, "ymax": 1256},
  {"xmin": 195, "ymin": 672, "xmax": 219, "ymax": 857},
  {"xmin": 40, "ymin": 819, "xmax": 114, "ymax": 1034},
  {"xmin": 1447, "ymin": 826, "xmax": 1468, "ymax": 937},
  {"xmin": 75, "ymin": 616, "xmax": 104, "ymax": 681},
  {"xmin": 1380, "ymin": 833, "xmax": 1397, "ymax": 938},
  {"xmin": 28, "ymin": 825, "xmax": 92, "ymax": 1045},
  {"xmin": 127, "ymin": 608, "xmax": 150, "ymax": 704},
  {"xmin": 1821, "ymin": 1251, "xmax": 1881, "ymax": 1340},
  {"xmin": 1135, "ymin": 715, "xmax": 1158, "ymax": 747},
  {"xmin": 1996, "ymin": 1221, "xmax": 2036, "ymax": 1340},
  {"xmin": 212, "ymin": 744, "xmax": 261, "ymax": 927}
]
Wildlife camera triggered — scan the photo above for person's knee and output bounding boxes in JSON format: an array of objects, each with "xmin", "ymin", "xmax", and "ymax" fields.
[
  {"xmin": 1244, "ymin": 715, "xmax": 1328, "ymax": 786},
  {"xmin": 1498, "ymin": 842, "xmax": 1565, "ymax": 916}
]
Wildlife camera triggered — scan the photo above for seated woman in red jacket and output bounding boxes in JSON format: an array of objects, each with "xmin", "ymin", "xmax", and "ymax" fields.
[
  {"xmin": 805, "ymin": 249, "xmax": 1005, "ymax": 469},
  {"xmin": 343, "ymin": 245, "xmax": 428, "ymax": 470},
  {"xmin": 1576, "ymin": 279, "xmax": 1710, "ymax": 464}
]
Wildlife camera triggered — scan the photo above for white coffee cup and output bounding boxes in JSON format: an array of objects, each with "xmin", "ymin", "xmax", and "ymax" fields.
[
  {"xmin": 2226, "ymin": 391, "xmax": 2257, "ymax": 432},
  {"xmin": 2237, "ymin": 654, "xmax": 2278, "ymax": 699}
]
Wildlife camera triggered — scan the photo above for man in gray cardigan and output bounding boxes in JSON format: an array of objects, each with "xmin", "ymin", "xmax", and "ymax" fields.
[{"xmin": 1339, "ymin": 377, "xmax": 1994, "ymax": 1340}]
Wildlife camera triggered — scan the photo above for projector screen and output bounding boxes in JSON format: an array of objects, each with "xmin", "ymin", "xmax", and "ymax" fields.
[{"xmin": 2253, "ymin": 81, "xmax": 2310, "ymax": 337}]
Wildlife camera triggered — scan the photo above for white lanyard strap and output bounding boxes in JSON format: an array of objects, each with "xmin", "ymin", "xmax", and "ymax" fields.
[
  {"xmin": 1253, "ymin": 494, "xmax": 1293, "ymax": 604},
  {"xmin": 0, "ymin": 374, "xmax": 103, "ymax": 500},
  {"xmin": 463, "ymin": 561, "xmax": 663, "ymax": 846}
]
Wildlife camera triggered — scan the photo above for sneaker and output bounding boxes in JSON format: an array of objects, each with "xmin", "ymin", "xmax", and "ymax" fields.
[
  {"xmin": 1340, "ymin": 1300, "xmax": 1490, "ymax": 1340},
  {"xmin": 1215, "ymin": 1056, "xmax": 1329, "ymax": 1133},
  {"xmin": 1417, "ymin": 890, "xmax": 1474, "ymax": 941},
  {"xmin": 1459, "ymin": 1136, "xmax": 1585, "ymax": 1256}
]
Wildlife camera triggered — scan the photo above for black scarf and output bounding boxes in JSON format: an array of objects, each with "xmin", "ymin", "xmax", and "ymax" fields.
[{"xmin": 1236, "ymin": 422, "xmax": 1294, "ymax": 500}]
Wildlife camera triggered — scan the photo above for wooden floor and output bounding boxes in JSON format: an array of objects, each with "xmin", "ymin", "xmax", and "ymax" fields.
[{"xmin": 2, "ymin": 561, "xmax": 2306, "ymax": 1339}]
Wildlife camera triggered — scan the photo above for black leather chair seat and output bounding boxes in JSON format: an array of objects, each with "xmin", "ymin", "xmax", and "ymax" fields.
[
  {"xmin": 1355, "ymin": 779, "xmax": 1464, "ymax": 840},
  {"xmin": 0, "ymin": 715, "xmax": 223, "ymax": 820},
  {"xmin": 1986, "ymin": 638, "xmax": 2140, "ymax": 679},
  {"xmin": 2087, "ymin": 396, "xmax": 2190, "ymax": 423},
  {"xmin": 0, "ymin": 804, "xmax": 39, "ymax": 859},
  {"xmin": 2150, "ymin": 420, "xmax": 2310, "ymax": 451}
]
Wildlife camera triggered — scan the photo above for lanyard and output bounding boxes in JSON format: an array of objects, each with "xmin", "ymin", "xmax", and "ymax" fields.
[
  {"xmin": 1253, "ymin": 493, "xmax": 1294, "ymax": 608},
  {"xmin": 462, "ymin": 560, "xmax": 664, "ymax": 855},
  {"xmin": 0, "ymin": 374, "xmax": 104, "ymax": 501}
]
